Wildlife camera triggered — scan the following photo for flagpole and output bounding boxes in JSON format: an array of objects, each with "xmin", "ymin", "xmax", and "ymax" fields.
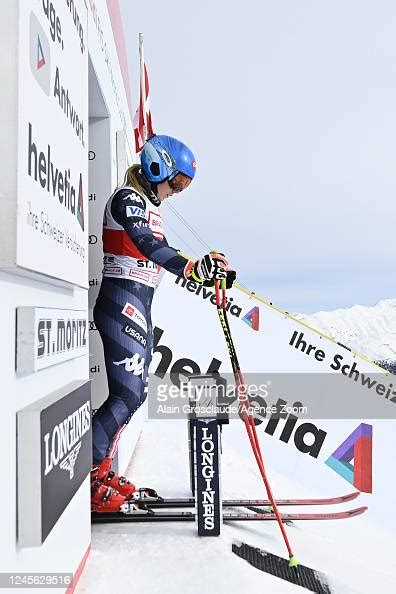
[{"xmin": 139, "ymin": 32, "xmax": 148, "ymax": 142}]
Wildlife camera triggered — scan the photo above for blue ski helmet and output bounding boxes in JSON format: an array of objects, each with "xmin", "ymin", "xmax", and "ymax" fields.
[{"xmin": 140, "ymin": 135, "xmax": 197, "ymax": 186}]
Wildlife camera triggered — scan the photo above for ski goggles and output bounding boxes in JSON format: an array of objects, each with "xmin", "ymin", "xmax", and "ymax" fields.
[{"xmin": 168, "ymin": 172, "xmax": 192, "ymax": 193}]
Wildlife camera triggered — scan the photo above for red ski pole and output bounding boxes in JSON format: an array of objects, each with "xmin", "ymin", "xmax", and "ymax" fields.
[{"xmin": 214, "ymin": 279, "xmax": 299, "ymax": 566}]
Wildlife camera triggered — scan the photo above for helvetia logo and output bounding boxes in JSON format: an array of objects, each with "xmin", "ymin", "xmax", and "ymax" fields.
[
  {"xmin": 28, "ymin": 122, "xmax": 85, "ymax": 230},
  {"xmin": 325, "ymin": 423, "xmax": 373, "ymax": 493},
  {"xmin": 242, "ymin": 306, "xmax": 260, "ymax": 331},
  {"xmin": 175, "ymin": 277, "xmax": 242, "ymax": 318},
  {"xmin": 30, "ymin": 12, "xmax": 51, "ymax": 95},
  {"xmin": 77, "ymin": 172, "xmax": 85, "ymax": 231},
  {"xmin": 175, "ymin": 276, "xmax": 258, "ymax": 331},
  {"xmin": 37, "ymin": 36, "xmax": 46, "ymax": 69}
]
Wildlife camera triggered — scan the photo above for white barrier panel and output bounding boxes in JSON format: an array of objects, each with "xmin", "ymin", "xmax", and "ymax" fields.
[
  {"xmin": 152, "ymin": 274, "xmax": 388, "ymax": 375},
  {"xmin": 16, "ymin": 0, "xmax": 88, "ymax": 286},
  {"xmin": 150, "ymin": 274, "xmax": 396, "ymax": 531},
  {"xmin": 17, "ymin": 380, "xmax": 91, "ymax": 547}
]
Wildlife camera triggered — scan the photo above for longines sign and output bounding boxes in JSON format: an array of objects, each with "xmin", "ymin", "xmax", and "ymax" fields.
[
  {"xmin": 16, "ymin": 307, "xmax": 88, "ymax": 373},
  {"xmin": 17, "ymin": 380, "xmax": 91, "ymax": 546}
]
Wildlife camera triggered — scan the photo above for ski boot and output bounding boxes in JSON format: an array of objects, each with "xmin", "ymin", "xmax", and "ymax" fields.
[
  {"xmin": 91, "ymin": 457, "xmax": 159, "ymax": 501},
  {"xmin": 91, "ymin": 479, "xmax": 126, "ymax": 513},
  {"xmin": 91, "ymin": 457, "xmax": 137, "ymax": 499}
]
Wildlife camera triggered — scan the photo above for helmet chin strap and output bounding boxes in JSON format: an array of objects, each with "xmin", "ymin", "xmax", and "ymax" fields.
[{"xmin": 137, "ymin": 168, "xmax": 161, "ymax": 206}]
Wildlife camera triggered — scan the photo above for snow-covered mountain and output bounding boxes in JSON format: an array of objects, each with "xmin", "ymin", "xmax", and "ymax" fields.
[{"xmin": 294, "ymin": 298, "xmax": 396, "ymax": 371}]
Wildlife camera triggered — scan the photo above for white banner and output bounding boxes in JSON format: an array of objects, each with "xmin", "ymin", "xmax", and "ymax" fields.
[
  {"xmin": 17, "ymin": 0, "xmax": 88, "ymax": 286},
  {"xmin": 151, "ymin": 274, "xmax": 388, "ymax": 376},
  {"xmin": 149, "ymin": 274, "xmax": 396, "ymax": 520}
]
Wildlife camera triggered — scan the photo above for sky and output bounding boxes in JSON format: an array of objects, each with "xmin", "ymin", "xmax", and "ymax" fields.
[{"xmin": 119, "ymin": 0, "xmax": 396, "ymax": 313}]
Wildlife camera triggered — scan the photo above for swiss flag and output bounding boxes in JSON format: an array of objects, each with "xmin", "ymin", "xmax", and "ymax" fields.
[{"xmin": 133, "ymin": 63, "xmax": 154, "ymax": 153}]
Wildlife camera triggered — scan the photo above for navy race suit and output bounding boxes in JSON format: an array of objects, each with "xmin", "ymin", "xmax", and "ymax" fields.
[{"xmin": 92, "ymin": 185, "xmax": 190, "ymax": 464}]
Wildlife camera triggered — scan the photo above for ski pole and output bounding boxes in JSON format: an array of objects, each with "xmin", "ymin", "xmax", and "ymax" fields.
[{"xmin": 214, "ymin": 278, "xmax": 299, "ymax": 566}]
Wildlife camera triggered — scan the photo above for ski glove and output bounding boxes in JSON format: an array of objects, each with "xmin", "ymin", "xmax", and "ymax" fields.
[{"xmin": 185, "ymin": 253, "xmax": 236, "ymax": 288}]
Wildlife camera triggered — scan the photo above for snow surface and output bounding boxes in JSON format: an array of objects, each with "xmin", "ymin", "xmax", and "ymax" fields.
[
  {"xmin": 294, "ymin": 298, "xmax": 396, "ymax": 364},
  {"xmin": 76, "ymin": 420, "xmax": 396, "ymax": 594}
]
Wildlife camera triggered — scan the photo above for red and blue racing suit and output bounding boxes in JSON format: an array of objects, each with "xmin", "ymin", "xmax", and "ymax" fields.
[{"xmin": 92, "ymin": 185, "xmax": 190, "ymax": 464}]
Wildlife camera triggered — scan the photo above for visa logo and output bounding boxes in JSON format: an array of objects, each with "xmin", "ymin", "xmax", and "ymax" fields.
[{"xmin": 126, "ymin": 206, "xmax": 146, "ymax": 219}]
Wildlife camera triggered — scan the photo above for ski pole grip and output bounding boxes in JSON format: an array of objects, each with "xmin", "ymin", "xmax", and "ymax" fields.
[
  {"xmin": 214, "ymin": 279, "xmax": 221, "ymax": 306},
  {"xmin": 210, "ymin": 250, "xmax": 227, "ymax": 290}
]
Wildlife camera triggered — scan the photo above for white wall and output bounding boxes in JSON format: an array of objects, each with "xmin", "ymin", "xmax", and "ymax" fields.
[
  {"xmin": 0, "ymin": 272, "xmax": 90, "ymax": 582},
  {"xmin": 0, "ymin": 0, "xmax": 138, "ymax": 589}
]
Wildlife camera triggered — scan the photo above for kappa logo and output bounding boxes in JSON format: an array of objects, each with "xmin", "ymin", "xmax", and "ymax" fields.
[
  {"xmin": 30, "ymin": 12, "xmax": 51, "ymax": 95},
  {"xmin": 125, "ymin": 192, "xmax": 145, "ymax": 208},
  {"xmin": 121, "ymin": 303, "xmax": 148, "ymax": 333},
  {"xmin": 59, "ymin": 442, "xmax": 82, "ymax": 480},
  {"xmin": 113, "ymin": 354, "xmax": 145, "ymax": 378}
]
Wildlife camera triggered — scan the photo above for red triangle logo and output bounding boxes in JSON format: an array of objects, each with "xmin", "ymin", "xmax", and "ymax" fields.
[{"xmin": 37, "ymin": 35, "xmax": 45, "ymax": 70}]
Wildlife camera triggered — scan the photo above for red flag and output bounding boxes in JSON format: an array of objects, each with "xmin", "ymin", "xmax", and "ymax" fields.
[{"xmin": 133, "ymin": 63, "xmax": 154, "ymax": 153}]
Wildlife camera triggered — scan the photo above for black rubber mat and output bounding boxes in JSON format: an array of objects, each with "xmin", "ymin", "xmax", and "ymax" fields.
[{"xmin": 232, "ymin": 542, "xmax": 331, "ymax": 593}]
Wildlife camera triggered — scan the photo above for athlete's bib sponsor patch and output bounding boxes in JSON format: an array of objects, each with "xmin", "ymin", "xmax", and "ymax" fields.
[
  {"xmin": 137, "ymin": 259, "xmax": 159, "ymax": 271},
  {"xmin": 128, "ymin": 269, "xmax": 157, "ymax": 287},
  {"xmin": 148, "ymin": 211, "xmax": 164, "ymax": 238},
  {"xmin": 121, "ymin": 302, "xmax": 148, "ymax": 333},
  {"xmin": 104, "ymin": 265, "xmax": 123, "ymax": 275},
  {"xmin": 126, "ymin": 205, "xmax": 146, "ymax": 219},
  {"xmin": 122, "ymin": 324, "xmax": 147, "ymax": 347}
]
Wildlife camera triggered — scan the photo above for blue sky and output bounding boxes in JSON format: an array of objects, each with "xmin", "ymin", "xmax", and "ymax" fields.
[{"xmin": 120, "ymin": 0, "xmax": 396, "ymax": 313}]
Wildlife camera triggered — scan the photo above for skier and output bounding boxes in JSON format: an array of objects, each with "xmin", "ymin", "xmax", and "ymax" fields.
[{"xmin": 91, "ymin": 134, "xmax": 236, "ymax": 512}]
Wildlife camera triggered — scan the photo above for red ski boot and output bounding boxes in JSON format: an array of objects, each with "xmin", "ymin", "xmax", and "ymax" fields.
[
  {"xmin": 91, "ymin": 480, "xmax": 126, "ymax": 513},
  {"xmin": 91, "ymin": 457, "xmax": 136, "ymax": 499}
]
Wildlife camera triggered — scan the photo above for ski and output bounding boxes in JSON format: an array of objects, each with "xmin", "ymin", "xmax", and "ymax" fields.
[
  {"xmin": 91, "ymin": 505, "xmax": 367, "ymax": 524},
  {"xmin": 139, "ymin": 491, "xmax": 360, "ymax": 509}
]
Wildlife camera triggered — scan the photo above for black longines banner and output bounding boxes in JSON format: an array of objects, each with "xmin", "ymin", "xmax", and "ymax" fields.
[
  {"xmin": 195, "ymin": 419, "xmax": 222, "ymax": 536},
  {"xmin": 40, "ymin": 381, "xmax": 92, "ymax": 541},
  {"xmin": 18, "ymin": 380, "xmax": 92, "ymax": 546}
]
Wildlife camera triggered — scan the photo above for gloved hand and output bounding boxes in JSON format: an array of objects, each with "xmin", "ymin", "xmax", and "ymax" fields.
[
  {"xmin": 210, "ymin": 269, "xmax": 236, "ymax": 289},
  {"xmin": 185, "ymin": 253, "xmax": 236, "ymax": 288}
]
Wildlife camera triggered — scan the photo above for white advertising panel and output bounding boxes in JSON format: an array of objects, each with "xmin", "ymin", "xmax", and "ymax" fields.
[
  {"xmin": 17, "ymin": 380, "xmax": 91, "ymax": 546},
  {"xmin": 16, "ymin": 307, "xmax": 88, "ymax": 373},
  {"xmin": 17, "ymin": 0, "xmax": 88, "ymax": 286},
  {"xmin": 152, "ymin": 274, "xmax": 389, "ymax": 377},
  {"xmin": 150, "ymin": 274, "xmax": 396, "ymax": 529}
]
